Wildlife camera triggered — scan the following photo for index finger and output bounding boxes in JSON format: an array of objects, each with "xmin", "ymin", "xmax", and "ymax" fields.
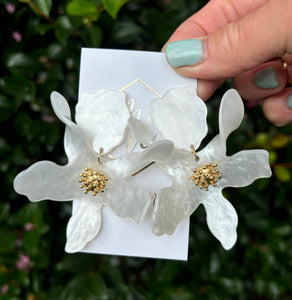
[{"xmin": 165, "ymin": 0, "xmax": 267, "ymax": 44}]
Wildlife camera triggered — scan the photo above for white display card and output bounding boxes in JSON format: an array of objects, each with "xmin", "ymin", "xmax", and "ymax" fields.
[{"xmin": 77, "ymin": 48, "xmax": 197, "ymax": 260}]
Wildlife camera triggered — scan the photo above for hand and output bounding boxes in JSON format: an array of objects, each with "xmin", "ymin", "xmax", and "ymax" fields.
[{"xmin": 163, "ymin": 0, "xmax": 292, "ymax": 126}]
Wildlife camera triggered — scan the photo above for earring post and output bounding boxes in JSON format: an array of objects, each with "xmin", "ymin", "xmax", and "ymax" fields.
[{"xmin": 131, "ymin": 161, "xmax": 155, "ymax": 176}]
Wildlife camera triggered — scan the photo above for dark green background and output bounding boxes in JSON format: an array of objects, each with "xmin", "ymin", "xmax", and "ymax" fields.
[{"xmin": 0, "ymin": 0, "xmax": 291, "ymax": 299}]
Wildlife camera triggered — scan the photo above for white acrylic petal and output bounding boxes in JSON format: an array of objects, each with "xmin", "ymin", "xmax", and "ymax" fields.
[
  {"xmin": 104, "ymin": 182, "xmax": 151, "ymax": 224},
  {"xmin": 151, "ymin": 85, "xmax": 208, "ymax": 151},
  {"xmin": 152, "ymin": 185, "xmax": 199, "ymax": 236},
  {"xmin": 219, "ymin": 149, "xmax": 272, "ymax": 188},
  {"xmin": 218, "ymin": 89, "xmax": 244, "ymax": 142},
  {"xmin": 50, "ymin": 91, "xmax": 84, "ymax": 139},
  {"xmin": 64, "ymin": 125, "xmax": 98, "ymax": 166},
  {"xmin": 76, "ymin": 89, "xmax": 130, "ymax": 154},
  {"xmin": 128, "ymin": 140, "xmax": 174, "ymax": 177},
  {"xmin": 50, "ymin": 91, "xmax": 74, "ymax": 126},
  {"xmin": 196, "ymin": 90, "xmax": 244, "ymax": 157},
  {"xmin": 105, "ymin": 152, "xmax": 140, "ymax": 178},
  {"xmin": 202, "ymin": 193, "xmax": 238, "ymax": 250},
  {"xmin": 13, "ymin": 161, "xmax": 83, "ymax": 202},
  {"xmin": 65, "ymin": 200, "xmax": 103, "ymax": 253},
  {"xmin": 197, "ymin": 134, "xmax": 225, "ymax": 159},
  {"xmin": 139, "ymin": 140, "xmax": 174, "ymax": 164},
  {"xmin": 127, "ymin": 117, "xmax": 152, "ymax": 145}
]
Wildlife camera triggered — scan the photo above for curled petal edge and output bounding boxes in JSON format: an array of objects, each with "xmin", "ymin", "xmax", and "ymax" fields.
[
  {"xmin": 65, "ymin": 201, "xmax": 103, "ymax": 253},
  {"xmin": 128, "ymin": 117, "xmax": 153, "ymax": 146}
]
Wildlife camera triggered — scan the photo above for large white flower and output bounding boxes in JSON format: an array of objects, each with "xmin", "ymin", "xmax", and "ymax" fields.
[
  {"xmin": 150, "ymin": 86, "xmax": 272, "ymax": 250},
  {"xmin": 14, "ymin": 90, "xmax": 152, "ymax": 253}
]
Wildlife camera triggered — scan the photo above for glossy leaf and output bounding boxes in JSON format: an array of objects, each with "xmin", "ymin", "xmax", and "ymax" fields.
[
  {"xmin": 0, "ymin": 203, "xmax": 10, "ymax": 223},
  {"xmin": 60, "ymin": 274, "xmax": 108, "ymax": 300},
  {"xmin": 67, "ymin": 0, "xmax": 99, "ymax": 18},
  {"xmin": 6, "ymin": 53, "xmax": 41, "ymax": 74},
  {"xmin": 33, "ymin": 0, "xmax": 52, "ymax": 17},
  {"xmin": 80, "ymin": 25, "xmax": 103, "ymax": 47},
  {"xmin": 102, "ymin": 0, "xmax": 128, "ymax": 18},
  {"xmin": 274, "ymin": 165, "xmax": 291, "ymax": 182}
]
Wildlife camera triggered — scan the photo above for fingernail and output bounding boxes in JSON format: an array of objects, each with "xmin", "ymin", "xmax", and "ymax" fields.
[
  {"xmin": 165, "ymin": 39, "xmax": 203, "ymax": 68},
  {"xmin": 254, "ymin": 66, "xmax": 278, "ymax": 89},
  {"xmin": 287, "ymin": 95, "xmax": 292, "ymax": 109}
]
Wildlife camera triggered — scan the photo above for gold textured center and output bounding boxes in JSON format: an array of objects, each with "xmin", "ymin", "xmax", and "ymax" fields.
[
  {"xmin": 79, "ymin": 168, "xmax": 108, "ymax": 196},
  {"xmin": 192, "ymin": 163, "xmax": 221, "ymax": 191}
]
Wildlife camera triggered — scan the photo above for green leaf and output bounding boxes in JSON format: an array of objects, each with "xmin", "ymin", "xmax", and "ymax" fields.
[
  {"xmin": 256, "ymin": 133, "xmax": 269, "ymax": 146},
  {"xmin": 168, "ymin": 290, "xmax": 194, "ymax": 300},
  {"xmin": 0, "ymin": 203, "xmax": 10, "ymax": 223},
  {"xmin": 22, "ymin": 230, "xmax": 42, "ymax": 255},
  {"xmin": 110, "ymin": 21, "xmax": 144, "ymax": 44},
  {"xmin": 13, "ymin": 112, "xmax": 33, "ymax": 139},
  {"xmin": 268, "ymin": 151, "xmax": 277, "ymax": 164},
  {"xmin": 102, "ymin": 0, "xmax": 128, "ymax": 18},
  {"xmin": 272, "ymin": 225, "xmax": 291, "ymax": 237},
  {"xmin": 13, "ymin": 270, "xmax": 30, "ymax": 287},
  {"xmin": 60, "ymin": 273, "xmax": 108, "ymax": 300},
  {"xmin": 0, "ymin": 75, "xmax": 35, "ymax": 101},
  {"xmin": 0, "ymin": 227, "xmax": 17, "ymax": 253},
  {"xmin": 55, "ymin": 27, "xmax": 72, "ymax": 46},
  {"xmin": 6, "ymin": 53, "xmax": 41, "ymax": 74},
  {"xmin": 0, "ymin": 95, "xmax": 20, "ymax": 123},
  {"xmin": 57, "ymin": 15, "xmax": 74, "ymax": 30},
  {"xmin": 33, "ymin": 0, "xmax": 52, "ymax": 17},
  {"xmin": 57, "ymin": 253, "xmax": 97, "ymax": 273},
  {"xmin": 67, "ymin": 0, "xmax": 98, "ymax": 18},
  {"xmin": 81, "ymin": 26, "xmax": 102, "ymax": 47},
  {"xmin": 274, "ymin": 166, "xmax": 291, "ymax": 182},
  {"xmin": 271, "ymin": 134, "xmax": 290, "ymax": 149},
  {"xmin": 9, "ymin": 202, "xmax": 47, "ymax": 231}
]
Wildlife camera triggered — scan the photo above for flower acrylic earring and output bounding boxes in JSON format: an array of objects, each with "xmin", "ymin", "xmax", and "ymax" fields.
[
  {"xmin": 150, "ymin": 86, "xmax": 272, "ymax": 250},
  {"xmin": 14, "ymin": 90, "xmax": 152, "ymax": 253}
]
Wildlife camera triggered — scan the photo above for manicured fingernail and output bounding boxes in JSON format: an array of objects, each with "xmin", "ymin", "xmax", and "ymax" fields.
[
  {"xmin": 254, "ymin": 66, "xmax": 278, "ymax": 89},
  {"xmin": 287, "ymin": 95, "xmax": 292, "ymax": 109},
  {"xmin": 165, "ymin": 39, "xmax": 203, "ymax": 68}
]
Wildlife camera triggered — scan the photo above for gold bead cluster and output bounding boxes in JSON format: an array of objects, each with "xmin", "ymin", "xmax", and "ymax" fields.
[
  {"xmin": 192, "ymin": 163, "xmax": 221, "ymax": 191},
  {"xmin": 79, "ymin": 168, "xmax": 108, "ymax": 196}
]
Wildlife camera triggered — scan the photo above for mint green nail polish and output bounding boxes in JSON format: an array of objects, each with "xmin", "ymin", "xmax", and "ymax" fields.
[
  {"xmin": 254, "ymin": 66, "xmax": 278, "ymax": 89},
  {"xmin": 287, "ymin": 95, "xmax": 292, "ymax": 109},
  {"xmin": 165, "ymin": 39, "xmax": 203, "ymax": 68}
]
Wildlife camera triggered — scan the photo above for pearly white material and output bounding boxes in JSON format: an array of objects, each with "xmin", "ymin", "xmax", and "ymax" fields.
[
  {"xmin": 50, "ymin": 91, "xmax": 84, "ymax": 137},
  {"xmin": 50, "ymin": 91, "xmax": 72, "ymax": 125},
  {"xmin": 78, "ymin": 48, "xmax": 198, "ymax": 260},
  {"xmin": 219, "ymin": 89, "xmax": 244, "ymax": 140},
  {"xmin": 14, "ymin": 106, "xmax": 151, "ymax": 253},
  {"xmin": 219, "ymin": 150, "xmax": 272, "ymax": 188},
  {"xmin": 105, "ymin": 182, "xmax": 150, "ymax": 224},
  {"xmin": 152, "ymin": 89, "xmax": 272, "ymax": 250},
  {"xmin": 66, "ymin": 201, "xmax": 103, "ymax": 253},
  {"xmin": 127, "ymin": 117, "xmax": 153, "ymax": 146},
  {"xmin": 152, "ymin": 185, "xmax": 199, "ymax": 236},
  {"xmin": 138, "ymin": 140, "xmax": 174, "ymax": 165},
  {"xmin": 202, "ymin": 193, "xmax": 238, "ymax": 250},
  {"xmin": 76, "ymin": 89, "xmax": 130, "ymax": 154},
  {"xmin": 13, "ymin": 161, "xmax": 82, "ymax": 202},
  {"xmin": 151, "ymin": 85, "xmax": 208, "ymax": 151}
]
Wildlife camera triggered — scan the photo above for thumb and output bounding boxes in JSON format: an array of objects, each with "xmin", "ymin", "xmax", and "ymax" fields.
[{"xmin": 165, "ymin": 0, "xmax": 292, "ymax": 79}]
